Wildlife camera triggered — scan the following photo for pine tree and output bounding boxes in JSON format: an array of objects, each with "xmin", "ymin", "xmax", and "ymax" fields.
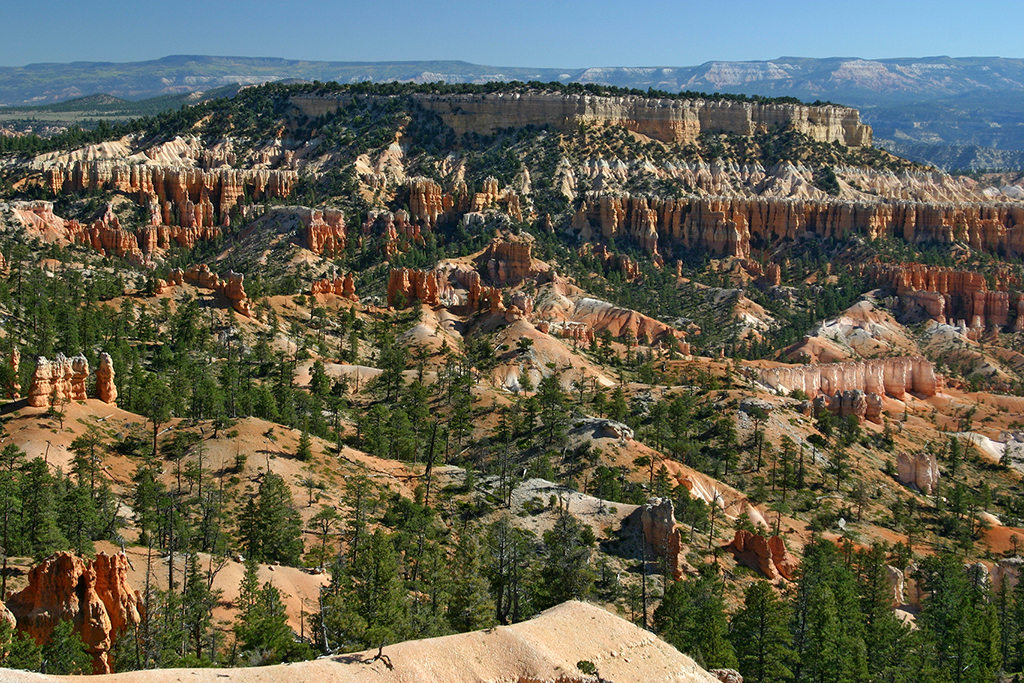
[
  {"xmin": 730, "ymin": 580, "xmax": 793, "ymax": 683},
  {"xmin": 537, "ymin": 509, "xmax": 595, "ymax": 610},
  {"xmin": 790, "ymin": 540, "xmax": 867, "ymax": 683},
  {"xmin": 234, "ymin": 557, "xmax": 305, "ymax": 665},
  {"xmin": 918, "ymin": 552, "xmax": 1001, "ymax": 683},
  {"xmin": 238, "ymin": 473, "xmax": 303, "ymax": 565},
  {"xmin": 40, "ymin": 619, "xmax": 92, "ymax": 675},
  {"xmin": 0, "ymin": 617, "xmax": 41, "ymax": 671},
  {"xmin": 855, "ymin": 545, "xmax": 910, "ymax": 681},
  {"xmin": 655, "ymin": 566, "xmax": 737, "ymax": 670},
  {"xmin": 486, "ymin": 515, "xmax": 534, "ymax": 625},
  {"xmin": 355, "ymin": 529, "xmax": 409, "ymax": 656},
  {"xmin": 448, "ymin": 532, "xmax": 496, "ymax": 633},
  {"xmin": 19, "ymin": 457, "xmax": 67, "ymax": 560},
  {"xmin": 181, "ymin": 554, "xmax": 219, "ymax": 661}
]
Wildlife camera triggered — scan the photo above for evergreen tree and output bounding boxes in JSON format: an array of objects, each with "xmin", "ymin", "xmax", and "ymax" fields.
[
  {"xmin": 536, "ymin": 509, "xmax": 595, "ymax": 610},
  {"xmin": 655, "ymin": 566, "xmax": 737, "ymax": 670},
  {"xmin": 238, "ymin": 473, "xmax": 304, "ymax": 565},
  {"xmin": 790, "ymin": 540, "xmax": 867, "ymax": 683},
  {"xmin": 354, "ymin": 529, "xmax": 409, "ymax": 656},
  {"xmin": 40, "ymin": 619, "xmax": 92, "ymax": 675},
  {"xmin": 447, "ymin": 531, "xmax": 496, "ymax": 633},
  {"xmin": 181, "ymin": 554, "xmax": 219, "ymax": 661},
  {"xmin": 486, "ymin": 515, "xmax": 534, "ymax": 624},
  {"xmin": 19, "ymin": 457, "xmax": 67, "ymax": 560},
  {"xmin": 730, "ymin": 580, "xmax": 793, "ymax": 683},
  {"xmin": 0, "ymin": 617, "xmax": 41, "ymax": 671},
  {"xmin": 234, "ymin": 558, "xmax": 307, "ymax": 664},
  {"xmin": 918, "ymin": 552, "xmax": 1001, "ymax": 683}
]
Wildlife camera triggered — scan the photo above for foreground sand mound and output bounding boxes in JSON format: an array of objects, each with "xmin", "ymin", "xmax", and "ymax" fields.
[{"xmin": 1, "ymin": 601, "xmax": 718, "ymax": 683}]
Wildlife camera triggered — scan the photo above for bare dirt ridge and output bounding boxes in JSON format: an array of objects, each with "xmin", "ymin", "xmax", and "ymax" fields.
[{"xmin": 0, "ymin": 601, "xmax": 718, "ymax": 683}]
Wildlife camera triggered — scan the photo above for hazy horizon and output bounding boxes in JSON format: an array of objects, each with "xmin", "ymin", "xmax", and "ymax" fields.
[{"xmin": 1, "ymin": 0, "xmax": 1019, "ymax": 68}]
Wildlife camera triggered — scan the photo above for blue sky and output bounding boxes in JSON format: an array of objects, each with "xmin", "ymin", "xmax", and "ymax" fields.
[{"xmin": 2, "ymin": 0, "xmax": 1019, "ymax": 67}]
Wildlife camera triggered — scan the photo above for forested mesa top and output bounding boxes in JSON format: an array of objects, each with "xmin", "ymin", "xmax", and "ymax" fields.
[{"xmin": 291, "ymin": 82, "xmax": 871, "ymax": 147}]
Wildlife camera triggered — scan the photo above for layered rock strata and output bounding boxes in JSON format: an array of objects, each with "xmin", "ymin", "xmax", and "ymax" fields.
[
  {"xmin": 293, "ymin": 92, "xmax": 872, "ymax": 146},
  {"xmin": 757, "ymin": 356, "xmax": 939, "ymax": 400},
  {"xmin": 571, "ymin": 195, "xmax": 1024, "ymax": 261},
  {"xmin": 27, "ymin": 353, "xmax": 89, "ymax": 407},
  {"xmin": 6, "ymin": 552, "xmax": 143, "ymax": 673},
  {"xmin": 725, "ymin": 529, "xmax": 799, "ymax": 580},
  {"xmin": 867, "ymin": 263, "xmax": 1023, "ymax": 330},
  {"xmin": 46, "ymin": 160, "xmax": 296, "ymax": 229},
  {"xmin": 896, "ymin": 452, "xmax": 940, "ymax": 494},
  {"xmin": 642, "ymin": 498, "xmax": 685, "ymax": 580}
]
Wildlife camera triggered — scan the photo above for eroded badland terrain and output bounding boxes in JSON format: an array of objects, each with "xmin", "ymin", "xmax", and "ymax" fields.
[{"xmin": 0, "ymin": 81, "xmax": 1023, "ymax": 682}]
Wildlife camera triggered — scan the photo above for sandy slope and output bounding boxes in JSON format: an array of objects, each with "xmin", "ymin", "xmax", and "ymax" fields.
[{"xmin": 0, "ymin": 601, "xmax": 718, "ymax": 683}]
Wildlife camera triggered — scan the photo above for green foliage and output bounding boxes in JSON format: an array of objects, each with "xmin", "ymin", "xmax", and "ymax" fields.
[
  {"xmin": 40, "ymin": 619, "xmax": 92, "ymax": 675},
  {"xmin": 238, "ymin": 473, "xmax": 304, "ymax": 565},
  {"xmin": 730, "ymin": 581, "xmax": 793, "ymax": 683},
  {"xmin": 234, "ymin": 558, "xmax": 310, "ymax": 664},
  {"xmin": 655, "ymin": 566, "xmax": 737, "ymax": 670},
  {"xmin": 536, "ymin": 509, "xmax": 595, "ymax": 610}
]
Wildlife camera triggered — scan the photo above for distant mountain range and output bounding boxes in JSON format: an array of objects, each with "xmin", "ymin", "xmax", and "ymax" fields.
[{"xmin": 5, "ymin": 54, "xmax": 1024, "ymax": 170}]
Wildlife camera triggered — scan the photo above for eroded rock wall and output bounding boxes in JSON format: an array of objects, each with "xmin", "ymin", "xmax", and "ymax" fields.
[
  {"xmin": 896, "ymin": 452, "xmax": 940, "ymax": 494},
  {"xmin": 757, "ymin": 356, "xmax": 939, "ymax": 400},
  {"xmin": 27, "ymin": 353, "xmax": 89, "ymax": 407},
  {"xmin": 46, "ymin": 161, "xmax": 296, "ymax": 229},
  {"xmin": 6, "ymin": 552, "xmax": 142, "ymax": 674},
  {"xmin": 642, "ymin": 498, "xmax": 685, "ymax": 580},
  {"xmin": 868, "ymin": 263, "xmax": 1023, "ymax": 329},
  {"xmin": 571, "ymin": 195, "xmax": 1024, "ymax": 261}
]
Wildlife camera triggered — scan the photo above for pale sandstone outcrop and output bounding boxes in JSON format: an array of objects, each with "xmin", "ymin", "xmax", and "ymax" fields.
[
  {"xmin": 297, "ymin": 92, "xmax": 872, "ymax": 146},
  {"xmin": 642, "ymin": 498, "xmax": 684, "ymax": 580},
  {"xmin": 180, "ymin": 264, "xmax": 253, "ymax": 317},
  {"xmin": 725, "ymin": 529, "xmax": 798, "ymax": 580},
  {"xmin": 1, "ymin": 600, "xmax": 721, "ymax": 683},
  {"xmin": 27, "ymin": 353, "xmax": 89, "ymax": 407},
  {"xmin": 991, "ymin": 557, "xmax": 1024, "ymax": 593},
  {"xmin": 96, "ymin": 352, "xmax": 118, "ymax": 405},
  {"xmin": 757, "ymin": 356, "xmax": 939, "ymax": 401},
  {"xmin": 7, "ymin": 347, "xmax": 19, "ymax": 399},
  {"xmin": 6, "ymin": 551, "xmax": 143, "ymax": 674},
  {"xmin": 310, "ymin": 272, "xmax": 358, "ymax": 301},
  {"xmin": 886, "ymin": 565, "xmax": 906, "ymax": 605},
  {"xmin": 896, "ymin": 452, "xmax": 940, "ymax": 494},
  {"xmin": 710, "ymin": 669, "xmax": 744, "ymax": 683}
]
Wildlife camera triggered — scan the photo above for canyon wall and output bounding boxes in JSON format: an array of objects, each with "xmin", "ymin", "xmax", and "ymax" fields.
[
  {"xmin": 867, "ymin": 263, "xmax": 1024, "ymax": 330},
  {"xmin": 571, "ymin": 194, "xmax": 1024, "ymax": 260},
  {"xmin": 757, "ymin": 356, "xmax": 939, "ymax": 400},
  {"xmin": 37, "ymin": 160, "xmax": 296, "ymax": 261},
  {"xmin": 6, "ymin": 552, "xmax": 142, "ymax": 674},
  {"xmin": 292, "ymin": 92, "xmax": 872, "ymax": 147},
  {"xmin": 26, "ymin": 352, "xmax": 119, "ymax": 406},
  {"xmin": 46, "ymin": 160, "xmax": 296, "ymax": 230}
]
